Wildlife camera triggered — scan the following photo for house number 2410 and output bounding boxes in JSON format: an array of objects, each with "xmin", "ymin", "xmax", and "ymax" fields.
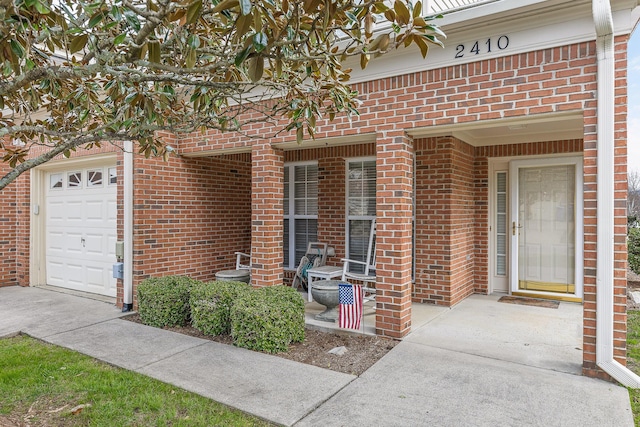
[{"xmin": 455, "ymin": 35, "xmax": 510, "ymax": 58}]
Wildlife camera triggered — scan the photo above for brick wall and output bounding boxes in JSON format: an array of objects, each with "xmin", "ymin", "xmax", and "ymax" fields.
[
  {"xmin": 0, "ymin": 161, "xmax": 17, "ymax": 287},
  {"xmin": 414, "ymin": 136, "xmax": 476, "ymax": 306},
  {"xmin": 127, "ymin": 153, "xmax": 251, "ymax": 307}
]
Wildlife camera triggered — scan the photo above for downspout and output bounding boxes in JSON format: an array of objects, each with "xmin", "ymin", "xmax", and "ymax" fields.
[
  {"xmin": 593, "ymin": 0, "xmax": 640, "ymax": 387},
  {"xmin": 122, "ymin": 140, "xmax": 134, "ymax": 311}
]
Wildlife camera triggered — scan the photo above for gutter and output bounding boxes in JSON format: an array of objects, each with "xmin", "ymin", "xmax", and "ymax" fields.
[
  {"xmin": 122, "ymin": 141, "xmax": 134, "ymax": 311},
  {"xmin": 593, "ymin": 0, "xmax": 640, "ymax": 387}
]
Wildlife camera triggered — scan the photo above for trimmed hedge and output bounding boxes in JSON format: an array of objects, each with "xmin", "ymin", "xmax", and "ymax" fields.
[
  {"xmin": 630, "ymin": 227, "xmax": 640, "ymax": 274},
  {"xmin": 137, "ymin": 276, "xmax": 199, "ymax": 328},
  {"xmin": 231, "ymin": 285, "xmax": 305, "ymax": 353},
  {"xmin": 190, "ymin": 281, "xmax": 252, "ymax": 336}
]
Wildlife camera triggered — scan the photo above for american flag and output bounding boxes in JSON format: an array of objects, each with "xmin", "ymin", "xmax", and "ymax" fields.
[{"xmin": 338, "ymin": 282, "xmax": 363, "ymax": 330}]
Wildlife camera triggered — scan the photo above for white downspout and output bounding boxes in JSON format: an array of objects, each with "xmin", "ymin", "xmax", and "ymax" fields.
[
  {"xmin": 123, "ymin": 140, "xmax": 134, "ymax": 311},
  {"xmin": 593, "ymin": 0, "xmax": 640, "ymax": 387}
]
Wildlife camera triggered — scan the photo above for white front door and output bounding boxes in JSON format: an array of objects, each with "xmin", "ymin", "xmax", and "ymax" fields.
[
  {"xmin": 45, "ymin": 165, "xmax": 117, "ymax": 296},
  {"xmin": 509, "ymin": 157, "xmax": 583, "ymax": 301}
]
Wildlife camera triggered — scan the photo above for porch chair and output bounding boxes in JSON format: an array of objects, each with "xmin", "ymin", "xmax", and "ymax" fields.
[
  {"xmin": 341, "ymin": 219, "xmax": 376, "ymax": 302},
  {"xmin": 235, "ymin": 252, "xmax": 251, "ymax": 271},
  {"xmin": 292, "ymin": 242, "xmax": 329, "ymax": 291}
]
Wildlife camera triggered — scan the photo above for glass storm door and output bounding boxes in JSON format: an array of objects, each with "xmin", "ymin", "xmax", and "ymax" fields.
[{"xmin": 510, "ymin": 160, "xmax": 581, "ymax": 299}]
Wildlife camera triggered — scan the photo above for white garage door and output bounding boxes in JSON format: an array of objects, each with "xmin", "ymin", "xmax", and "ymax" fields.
[{"xmin": 45, "ymin": 164, "xmax": 117, "ymax": 297}]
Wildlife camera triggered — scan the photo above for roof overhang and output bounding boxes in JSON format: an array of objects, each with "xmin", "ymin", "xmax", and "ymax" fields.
[{"xmin": 407, "ymin": 111, "xmax": 584, "ymax": 146}]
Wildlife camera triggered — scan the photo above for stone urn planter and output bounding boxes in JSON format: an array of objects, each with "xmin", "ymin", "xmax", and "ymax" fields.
[{"xmin": 310, "ymin": 280, "xmax": 342, "ymax": 322}]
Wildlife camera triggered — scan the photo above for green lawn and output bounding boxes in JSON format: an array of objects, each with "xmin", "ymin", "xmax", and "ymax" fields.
[
  {"xmin": 628, "ymin": 311, "xmax": 640, "ymax": 426},
  {"xmin": 0, "ymin": 334, "xmax": 272, "ymax": 426}
]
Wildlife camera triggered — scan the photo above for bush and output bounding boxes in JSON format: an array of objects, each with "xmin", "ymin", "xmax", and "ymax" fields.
[
  {"xmin": 230, "ymin": 285, "xmax": 305, "ymax": 353},
  {"xmin": 137, "ymin": 276, "xmax": 199, "ymax": 328},
  {"xmin": 630, "ymin": 228, "xmax": 640, "ymax": 275},
  {"xmin": 190, "ymin": 281, "xmax": 252, "ymax": 336}
]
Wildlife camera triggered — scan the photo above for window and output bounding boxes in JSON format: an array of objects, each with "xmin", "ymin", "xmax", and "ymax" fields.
[
  {"xmin": 87, "ymin": 169, "xmax": 103, "ymax": 187},
  {"xmin": 283, "ymin": 163, "xmax": 318, "ymax": 268},
  {"xmin": 50, "ymin": 173, "xmax": 63, "ymax": 189},
  {"xmin": 67, "ymin": 171, "xmax": 82, "ymax": 188},
  {"xmin": 347, "ymin": 159, "xmax": 376, "ymax": 272},
  {"xmin": 108, "ymin": 167, "xmax": 117, "ymax": 185},
  {"xmin": 495, "ymin": 171, "xmax": 508, "ymax": 276}
]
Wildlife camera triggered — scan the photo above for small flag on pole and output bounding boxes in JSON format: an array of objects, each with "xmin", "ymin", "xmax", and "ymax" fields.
[{"xmin": 338, "ymin": 282, "xmax": 363, "ymax": 330}]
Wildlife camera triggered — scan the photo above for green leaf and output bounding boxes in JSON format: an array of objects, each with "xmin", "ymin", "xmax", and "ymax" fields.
[
  {"xmin": 239, "ymin": 0, "xmax": 252, "ymax": 15},
  {"xmin": 234, "ymin": 47, "xmax": 251, "ymax": 66},
  {"xmin": 34, "ymin": 0, "xmax": 51, "ymax": 14},
  {"xmin": 414, "ymin": 34, "xmax": 429, "ymax": 58},
  {"xmin": 252, "ymin": 32, "xmax": 268, "ymax": 53},
  {"xmin": 413, "ymin": 1, "xmax": 422, "ymax": 18},
  {"xmin": 10, "ymin": 40, "xmax": 24, "ymax": 58},
  {"xmin": 394, "ymin": 0, "xmax": 410, "ymax": 25},
  {"xmin": 148, "ymin": 41, "xmax": 161, "ymax": 63},
  {"xmin": 188, "ymin": 35, "xmax": 201, "ymax": 49},
  {"xmin": 114, "ymin": 33, "xmax": 126, "ymax": 45},
  {"xmin": 212, "ymin": 0, "xmax": 239, "ymax": 13},
  {"xmin": 296, "ymin": 125, "xmax": 303, "ymax": 144},
  {"xmin": 185, "ymin": 48, "xmax": 196, "ymax": 68},
  {"xmin": 247, "ymin": 56, "xmax": 263, "ymax": 82},
  {"xmin": 69, "ymin": 35, "xmax": 88, "ymax": 54},
  {"xmin": 186, "ymin": 0, "xmax": 202, "ymax": 24},
  {"xmin": 88, "ymin": 12, "xmax": 104, "ymax": 28}
]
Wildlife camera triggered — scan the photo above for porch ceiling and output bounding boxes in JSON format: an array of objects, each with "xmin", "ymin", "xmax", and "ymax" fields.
[{"xmin": 407, "ymin": 111, "xmax": 584, "ymax": 147}]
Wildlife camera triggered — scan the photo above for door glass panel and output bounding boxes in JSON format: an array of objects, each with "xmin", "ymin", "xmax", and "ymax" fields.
[
  {"xmin": 496, "ymin": 172, "xmax": 507, "ymax": 276},
  {"xmin": 517, "ymin": 165, "xmax": 575, "ymax": 294}
]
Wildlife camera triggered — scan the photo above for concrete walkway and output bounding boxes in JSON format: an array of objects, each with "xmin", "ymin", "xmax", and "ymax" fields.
[{"xmin": 0, "ymin": 286, "xmax": 634, "ymax": 426}]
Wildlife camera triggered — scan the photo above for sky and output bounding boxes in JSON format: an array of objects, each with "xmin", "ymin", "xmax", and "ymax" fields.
[{"xmin": 629, "ymin": 32, "xmax": 640, "ymax": 174}]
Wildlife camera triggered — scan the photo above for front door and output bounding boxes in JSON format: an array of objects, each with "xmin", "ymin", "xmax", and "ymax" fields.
[{"xmin": 509, "ymin": 157, "xmax": 583, "ymax": 301}]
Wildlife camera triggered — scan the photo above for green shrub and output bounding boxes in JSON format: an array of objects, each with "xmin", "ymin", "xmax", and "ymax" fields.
[
  {"xmin": 190, "ymin": 281, "xmax": 252, "ymax": 336},
  {"xmin": 137, "ymin": 276, "xmax": 199, "ymax": 328},
  {"xmin": 630, "ymin": 228, "xmax": 640, "ymax": 275},
  {"xmin": 230, "ymin": 285, "xmax": 305, "ymax": 353}
]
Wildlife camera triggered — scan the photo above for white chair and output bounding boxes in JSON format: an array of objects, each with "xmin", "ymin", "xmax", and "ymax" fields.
[
  {"xmin": 235, "ymin": 252, "xmax": 251, "ymax": 271},
  {"xmin": 341, "ymin": 219, "xmax": 376, "ymax": 301}
]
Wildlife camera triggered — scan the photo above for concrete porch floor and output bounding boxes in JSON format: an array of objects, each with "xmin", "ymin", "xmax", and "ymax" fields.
[{"xmin": 305, "ymin": 292, "xmax": 583, "ymax": 375}]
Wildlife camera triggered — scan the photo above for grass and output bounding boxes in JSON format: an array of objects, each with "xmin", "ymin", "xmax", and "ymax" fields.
[
  {"xmin": 0, "ymin": 334, "xmax": 272, "ymax": 427},
  {"xmin": 628, "ymin": 311, "xmax": 640, "ymax": 426}
]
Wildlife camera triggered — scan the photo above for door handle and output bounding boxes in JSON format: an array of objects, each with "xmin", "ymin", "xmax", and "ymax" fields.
[
  {"xmin": 512, "ymin": 222, "xmax": 523, "ymax": 235},
  {"xmin": 81, "ymin": 237, "xmax": 86, "ymax": 247}
]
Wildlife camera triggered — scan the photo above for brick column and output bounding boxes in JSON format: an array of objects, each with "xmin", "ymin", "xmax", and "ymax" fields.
[
  {"xmin": 251, "ymin": 141, "xmax": 284, "ymax": 287},
  {"xmin": 375, "ymin": 131, "xmax": 414, "ymax": 338}
]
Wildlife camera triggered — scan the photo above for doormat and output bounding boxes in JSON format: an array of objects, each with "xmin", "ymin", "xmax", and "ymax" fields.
[{"xmin": 498, "ymin": 296, "xmax": 560, "ymax": 309}]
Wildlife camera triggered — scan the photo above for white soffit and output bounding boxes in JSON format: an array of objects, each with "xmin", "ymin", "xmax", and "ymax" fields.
[{"xmin": 407, "ymin": 111, "xmax": 584, "ymax": 146}]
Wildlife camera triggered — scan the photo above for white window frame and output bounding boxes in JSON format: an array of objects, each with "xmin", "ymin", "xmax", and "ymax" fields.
[
  {"xmin": 283, "ymin": 161, "xmax": 319, "ymax": 269},
  {"xmin": 345, "ymin": 157, "xmax": 376, "ymax": 267}
]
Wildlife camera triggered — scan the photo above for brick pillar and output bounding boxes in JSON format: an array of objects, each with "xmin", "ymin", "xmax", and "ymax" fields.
[
  {"xmin": 251, "ymin": 141, "xmax": 284, "ymax": 287},
  {"xmin": 375, "ymin": 132, "xmax": 414, "ymax": 338}
]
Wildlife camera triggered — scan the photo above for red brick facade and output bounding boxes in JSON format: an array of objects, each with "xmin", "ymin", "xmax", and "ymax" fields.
[
  {"xmin": 1, "ymin": 34, "xmax": 631, "ymax": 380},
  {"xmin": 0, "ymin": 161, "xmax": 18, "ymax": 287}
]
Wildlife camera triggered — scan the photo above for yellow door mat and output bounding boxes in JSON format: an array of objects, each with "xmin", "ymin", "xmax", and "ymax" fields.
[{"xmin": 498, "ymin": 296, "xmax": 560, "ymax": 309}]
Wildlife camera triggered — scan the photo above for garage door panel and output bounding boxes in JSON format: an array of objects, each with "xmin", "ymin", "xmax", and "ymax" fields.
[
  {"xmin": 85, "ymin": 233, "xmax": 104, "ymax": 253},
  {"xmin": 45, "ymin": 164, "xmax": 117, "ymax": 297},
  {"xmin": 86, "ymin": 200, "xmax": 107, "ymax": 222}
]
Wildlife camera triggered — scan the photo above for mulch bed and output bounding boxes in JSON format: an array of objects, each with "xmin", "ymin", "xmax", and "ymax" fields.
[{"xmin": 121, "ymin": 313, "xmax": 397, "ymax": 376}]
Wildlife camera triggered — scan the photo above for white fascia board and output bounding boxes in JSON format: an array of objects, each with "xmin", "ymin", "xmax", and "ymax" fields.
[{"xmin": 347, "ymin": 0, "xmax": 638, "ymax": 85}]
